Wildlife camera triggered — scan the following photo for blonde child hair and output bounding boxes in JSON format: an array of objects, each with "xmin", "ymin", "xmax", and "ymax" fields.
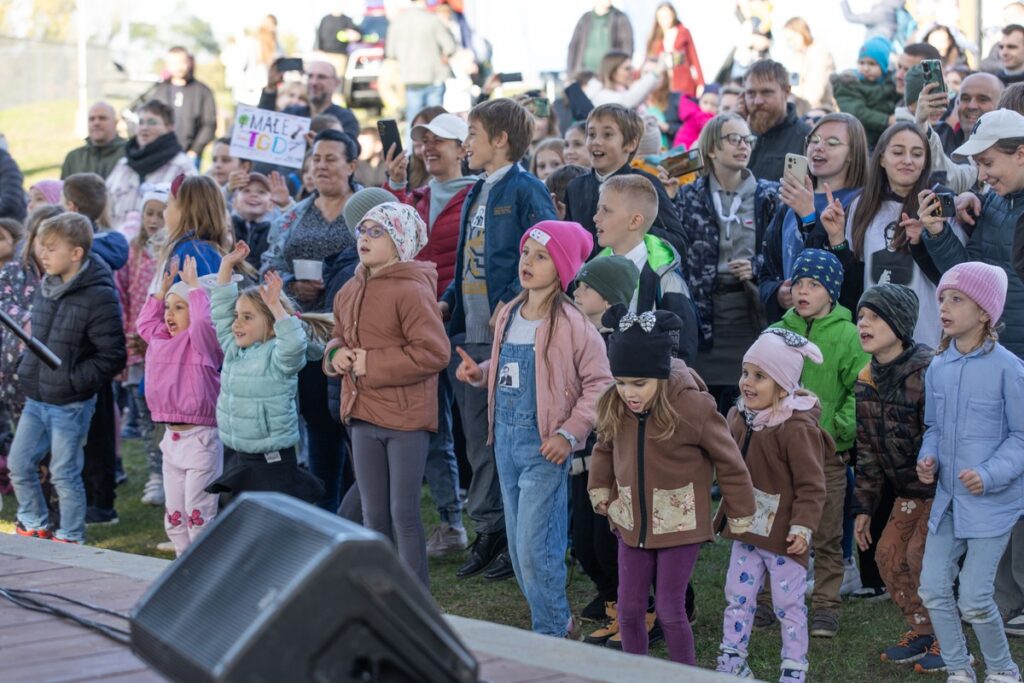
[{"xmin": 596, "ymin": 379, "xmax": 679, "ymax": 443}]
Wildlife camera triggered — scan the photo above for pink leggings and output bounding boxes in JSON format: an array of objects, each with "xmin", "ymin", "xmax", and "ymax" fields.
[
  {"xmin": 161, "ymin": 426, "xmax": 222, "ymax": 557},
  {"xmin": 617, "ymin": 539, "xmax": 700, "ymax": 665}
]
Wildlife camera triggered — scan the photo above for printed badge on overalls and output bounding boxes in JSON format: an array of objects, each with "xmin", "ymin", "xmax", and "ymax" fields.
[{"xmin": 498, "ymin": 362, "xmax": 520, "ymax": 388}]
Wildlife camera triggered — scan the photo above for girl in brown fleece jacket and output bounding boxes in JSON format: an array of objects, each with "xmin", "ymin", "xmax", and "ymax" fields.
[
  {"xmin": 588, "ymin": 306, "xmax": 756, "ymax": 666},
  {"xmin": 325, "ymin": 203, "xmax": 450, "ymax": 586},
  {"xmin": 714, "ymin": 329, "xmax": 832, "ymax": 683}
]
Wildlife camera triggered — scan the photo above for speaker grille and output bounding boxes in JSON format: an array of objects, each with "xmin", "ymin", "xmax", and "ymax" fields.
[{"xmin": 135, "ymin": 500, "xmax": 335, "ymax": 672}]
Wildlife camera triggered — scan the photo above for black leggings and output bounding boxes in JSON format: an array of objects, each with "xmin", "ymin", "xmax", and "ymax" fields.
[
  {"xmin": 83, "ymin": 382, "xmax": 116, "ymax": 510},
  {"xmin": 571, "ymin": 470, "xmax": 619, "ymax": 602}
]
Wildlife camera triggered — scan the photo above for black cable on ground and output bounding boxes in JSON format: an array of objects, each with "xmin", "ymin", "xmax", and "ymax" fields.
[{"xmin": 0, "ymin": 586, "xmax": 131, "ymax": 646}]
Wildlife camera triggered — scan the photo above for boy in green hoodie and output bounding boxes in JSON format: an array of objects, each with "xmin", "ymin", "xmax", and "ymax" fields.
[
  {"xmin": 770, "ymin": 248, "xmax": 869, "ymax": 639},
  {"xmin": 832, "ymin": 36, "xmax": 901, "ymax": 147}
]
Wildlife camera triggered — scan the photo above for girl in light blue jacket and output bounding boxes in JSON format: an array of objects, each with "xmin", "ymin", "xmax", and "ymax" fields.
[
  {"xmin": 205, "ymin": 240, "xmax": 325, "ymax": 504},
  {"xmin": 917, "ymin": 262, "xmax": 1024, "ymax": 683}
]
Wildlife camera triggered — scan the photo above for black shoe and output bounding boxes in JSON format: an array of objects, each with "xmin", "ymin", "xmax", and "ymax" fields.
[
  {"xmin": 85, "ymin": 506, "xmax": 119, "ymax": 526},
  {"xmin": 581, "ymin": 594, "xmax": 608, "ymax": 621},
  {"xmin": 484, "ymin": 549, "xmax": 515, "ymax": 581},
  {"xmin": 114, "ymin": 461, "xmax": 127, "ymax": 487},
  {"xmin": 456, "ymin": 531, "xmax": 506, "ymax": 578}
]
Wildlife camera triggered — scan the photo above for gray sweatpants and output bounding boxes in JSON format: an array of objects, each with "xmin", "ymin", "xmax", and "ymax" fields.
[{"xmin": 349, "ymin": 420, "xmax": 430, "ymax": 586}]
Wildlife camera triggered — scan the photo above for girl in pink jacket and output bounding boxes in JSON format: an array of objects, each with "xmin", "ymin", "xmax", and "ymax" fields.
[
  {"xmin": 456, "ymin": 220, "xmax": 613, "ymax": 638},
  {"xmin": 136, "ymin": 255, "xmax": 224, "ymax": 556}
]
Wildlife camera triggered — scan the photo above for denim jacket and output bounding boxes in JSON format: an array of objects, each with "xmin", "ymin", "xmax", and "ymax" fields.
[{"xmin": 919, "ymin": 340, "xmax": 1024, "ymax": 538}]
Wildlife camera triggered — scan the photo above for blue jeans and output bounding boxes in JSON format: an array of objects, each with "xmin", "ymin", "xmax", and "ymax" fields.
[
  {"xmin": 494, "ymin": 339, "xmax": 571, "ymax": 637},
  {"xmin": 919, "ymin": 510, "xmax": 1019, "ymax": 675},
  {"xmin": 842, "ymin": 465, "xmax": 855, "ymax": 560},
  {"xmin": 9, "ymin": 397, "xmax": 97, "ymax": 542},
  {"xmin": 405, "ymin": 83, "xmax": 445, "ymax": 120},
  {"xmin": 425, "ymin": 370, "xmax": 462, "ymax": 526}
]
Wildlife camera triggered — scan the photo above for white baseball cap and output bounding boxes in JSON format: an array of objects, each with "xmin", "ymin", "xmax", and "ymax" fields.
[
  {"xmin": 953, "ymin": 109, "xmax": 1024, "ymax": 158},
  {"xmin": 411, "ymin": 113, "xmax": 469, "ymax": 143}
]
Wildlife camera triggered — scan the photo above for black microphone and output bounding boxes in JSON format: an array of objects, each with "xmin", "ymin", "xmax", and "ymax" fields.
[{"xmin": 0, "ymin": 308, "xmax": 61, "ymax": 370}]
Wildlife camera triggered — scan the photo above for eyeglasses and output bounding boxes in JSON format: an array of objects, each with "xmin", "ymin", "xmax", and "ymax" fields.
[
  {"xmin": 806, "ymin": 134, "xmax": 846, "ymax": 148},
  {"xmin": 721, "ymin": 133, "xmax": 757, "ymax": 147},
  {"xmin": 355, "ymin": 224, "xmax": 387, "ymax": 239},
  {"xmin": 138, "ymin": 118, "xmax": 163, "ymax": 128}
]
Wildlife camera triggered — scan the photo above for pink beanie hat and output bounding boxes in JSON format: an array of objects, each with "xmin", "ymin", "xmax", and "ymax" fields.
[
  {"xmin": 743, "ymin": 329, "xmax": 823, "ymax": 395},
  {"xmin": 936, "ymin": 261, "xmax": 1008, "ymax": 324},
  {"xmin": 520, "ymin": 220, "xmax": 594, "ymax": 291},
  {"xmin": 31, "ymin": 179, "xmax": 64, "ymax": 205}
]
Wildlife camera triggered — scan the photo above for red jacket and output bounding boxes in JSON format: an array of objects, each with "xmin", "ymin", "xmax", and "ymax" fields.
[
  {"xmin": 391, "ymin": 184, "xmax": 469, "ymax": 299},
  {"xmin": 649, "ymin": 24, "xmax": 704, "ymax": 98}
]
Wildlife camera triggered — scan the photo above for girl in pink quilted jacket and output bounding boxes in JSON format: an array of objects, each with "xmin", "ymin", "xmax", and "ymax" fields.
[
  {"xmin": 136, "ymin": 255, "xmax": 224, "ymax": 556},
  {"xmin": 115, "ymin": 185, "xmax": 167, "ymax": 507}
]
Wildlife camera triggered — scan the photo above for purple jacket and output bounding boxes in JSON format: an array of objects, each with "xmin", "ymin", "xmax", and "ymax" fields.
[{"xmin": 136, "ymin": 288, "xmax": 223, "ymax": 426}]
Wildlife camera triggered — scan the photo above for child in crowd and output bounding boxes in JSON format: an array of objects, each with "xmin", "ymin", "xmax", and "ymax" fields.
[
  {"xmin": 296, "ymin": 154, "xmax": 316, "ymax": 202},
  {"xmin": 9, "ymin": 213, "xmax": 126, "ymax": 543},
  {"xmin": 590, "ymin": 305, "xmax": 755, "ymax": 665},
  {"xmin": 917, "ymin": 263, "xmax": 1024, "ymax": 683},
  {"xmin": 440, "ymin": 98, "xmax": 557, "ymax": 582},
  {"xmin": 563, "ymin": 121, "xmax": 591, "ymax": 168},
  {"xmin": 564, "ymin": 103, "xmax": 685, "ymax": 259},
  {"xmin": 832, "ymin": 36, "xmax": 901, "ymax": 148},
  {"xmin": 115, "ymin": 185, "xmax": 167, "ymax": 506},
  {"xmin": 209, "ymin": 137, "xmax": 251, "ymax": 189},
  {"xmin": 593, "ymin": 174, "xmax": 699, "ymax": 364},
  {"xmin": 851, "ymin": 284, "xmax": 939, "ymax": 668},
  {"xmin": 206, "ymin": 241, "xmax": 324, "ymax": 504},
  {"xmin": 27, "ymin": 180, "xmax": 63, "ymax": 214},
  {"xmin": 769, "ymin": 248, "xmax": 869, "ymax": 638},
  {"xmin": 545, "ymin": 165, "xmax": 588, "ymax": 221},
  {"xmin": 0, "ymin": 218, "xmax": 23, "ymax": 267},
  {"xmin": 571, "ymin": 255, "xmax": 640, "ymax": 644},
  {"xmin": 62, "ymin": 173, "xmax": 129, "ymax": 271},
  {"xmin": 530, "ymin": 138, "xmax": 566, "ymax": 182},
  {"xmin": 231, "ymin": 172, "xmax": 275, "ymax": 270},
  {"xmin": 715, "ymin": 328, "xmax": 830, "ymax": 683},
  {"xmin": 137, "ymin": 256, "xmax": 224, "ymax": 556},
  {"xmin": 456, "ymin": 220, "xmax": 612, "ymax": 637},
  {"xmin": 153, "ymin": 174, "xmax": 229, "ymax": 291},
  {"xmin": 325, "ymin": 203, "xmax": 450, "ymax": 585}
]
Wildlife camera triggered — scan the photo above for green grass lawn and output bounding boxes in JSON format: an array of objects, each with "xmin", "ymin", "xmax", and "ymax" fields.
[{"xmin": 3, "ymin": 438, "xmax": 1023, "ymax": 681}]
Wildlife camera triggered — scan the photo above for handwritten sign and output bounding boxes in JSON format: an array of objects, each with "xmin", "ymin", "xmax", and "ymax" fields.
[{"xmin": 230, "ymin": 105, "xmax": 310, "ymax": 169}]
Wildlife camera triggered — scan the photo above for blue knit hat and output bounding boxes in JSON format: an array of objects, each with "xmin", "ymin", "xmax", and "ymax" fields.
[
  {"xmin": 858, "ymin": 36, "xmax": 892, "ymax": 78},
  {"xmin": 791, "ymin": 248, "xmax": 844, "ymax": 303}
]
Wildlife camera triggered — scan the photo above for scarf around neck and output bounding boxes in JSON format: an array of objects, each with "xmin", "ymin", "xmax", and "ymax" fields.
[
  {"xmin": 125, "ymin": 132, "xmax": 183, "ymax": 181},
  {"xmin": 742, "ymin": 390, "xmax": 818, "ymax": 431}
]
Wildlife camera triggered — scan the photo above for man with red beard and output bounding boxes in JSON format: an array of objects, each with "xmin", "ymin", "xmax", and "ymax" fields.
[{"xmin": 743, "ymin": 60, "xmax": 811, "ymax": 182}]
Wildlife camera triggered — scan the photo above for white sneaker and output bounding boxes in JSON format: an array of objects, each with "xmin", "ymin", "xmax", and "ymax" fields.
[
  {"xmin": 156, "ymin": 540, "xmax": 175, "ymax": 553},
  {"xmin": 1006, "ymin": 613, "xmax": 1024, "ymax": 637},
  {"xmin": 140, "ymin": 474, "xmax": 165, "ymax": 506},
  {"xmin": 839, "ymin": 556, "xmax": 863, "ymax": 596},
  {"xmin": 425, "ymin": 523, "xmax": 468, "ymax": 557},
  {"xmin": 985, "ymin": 672, "xmax": 1023, "ymax": 683},
  {"xmin": 947, "ymin": 671, "xmax": 977, "ymax": 683}
]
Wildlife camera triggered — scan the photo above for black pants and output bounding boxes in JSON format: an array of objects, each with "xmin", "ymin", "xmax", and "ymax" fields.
[
  {"xmin": 571, "ymin": 469, "xmax": 619, "ymax": 602},
  {"xmin": 82, "ymin": 382, "xmax": 116, "ymax": 510},
  {"xmin": 299, "ymin": 364, "xmax": 352, "ymax": 512}
]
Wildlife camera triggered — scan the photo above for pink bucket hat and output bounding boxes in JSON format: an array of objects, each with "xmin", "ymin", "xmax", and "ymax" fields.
[
  {"xmin": 936, "ymin": 261, "xmax": 1008, "ymax": 324},
  {"xmin": 519, "ymin": 220, "xmax": 594, "ymax": 291},
  {"xmin": 30, "ymin": 179, "xmax": 64, "ymax": 205},
  {"xmin": 743, "ymin": 328, "xmax": 823, "ymax": 395}
]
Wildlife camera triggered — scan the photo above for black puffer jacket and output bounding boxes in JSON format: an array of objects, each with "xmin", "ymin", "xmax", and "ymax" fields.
[
  {"xmin": 19, "ymin": 257, "xmax": 126, "ymax": 405},
  {"xmin": 853, "ymin": 342, "xmax": 935, "ymax": 516}
]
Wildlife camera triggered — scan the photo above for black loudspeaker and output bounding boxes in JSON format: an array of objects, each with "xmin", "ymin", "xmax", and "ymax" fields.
[{"xmin": 131, "ymin": 493, "xmax": 480, "ymax": 683}]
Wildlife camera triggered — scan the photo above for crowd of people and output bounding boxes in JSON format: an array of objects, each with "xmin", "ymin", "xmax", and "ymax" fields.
[{"xmin": 6, "ymin": 1, "xmax": 1024, "ymax": 682}]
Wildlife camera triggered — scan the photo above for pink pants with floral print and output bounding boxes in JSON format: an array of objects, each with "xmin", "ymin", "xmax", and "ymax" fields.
[{"xmin": 161, "ymin": 426, "xmax": 222, "ymax": 557}]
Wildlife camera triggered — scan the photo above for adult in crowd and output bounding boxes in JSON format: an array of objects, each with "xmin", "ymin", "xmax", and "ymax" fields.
[
  {"xmin": 645, "ymin": 2, "xmax": 704, "ymax": 98},
  {"xmin": 153, "ymin": 47, "xmax": 217, "ymax": 162},
  {"xmin": 923, "ymin": 24, "xmax": 966, "ymax": 69},
  {"xmin": 758, "ymin": 112, "xmax": 868, "ymax": 322},
  {"xmin": 818, "ymin": 122, "xmax": 963, "ymax": 345},
  {"xmin": 384, "ymin": 112, "xmax": 477, "ymax": 555},
  {"xmin": 674, "ymin": 112, "xmax": 779, "ymax": 411},
  {"xmin": 385, "ymin": 0, "xmax": 457, "ymax": 118},
  {"xmin": 259, "ymin": 61, "xmax": 359, "ymax": 139},
  {"xmin": 998, "ymin": 24, "xmax": 1024, "ymax": 86},
  {"xmin": 893, "ymin": 43, "xmax": 942, "ymax": 100},
  {"xmin": 567, "ymin": 0, "xmax": 633, "ymax": 76},
  {"xmin": 0, "ymin": 147, "xmax": 26, "ymax": 221},
  {"xmin": 313, "ymin": 8, "xmax": 362, "ymax": 86},
  {"xmin": 907, "ymin": 76, "xmax": 981, "ymax": 195},
  {"xmin": 61, "ymin": 102, "xmax": 127, "ymax": 180},
  {"xmin": 782, "ymin": 17, "xmax": 836, "ymax": 112},
  {"xmin": 105, "ymin": 100, "xmax": 195, "ymax": 233},
  {"xmin": 742, "ymin": 60, "xmax": 811, "ymax": 182},
  {"xmin": 262, "ymin": 129, "xmax": 360, "ymax": 514},
  {"xmin": 933, "ymin": 72, "xmax": 1004, "ymax": 157},
  {"xmin": 583, "ymin": 51, "xmax": 665, "ymax": 109},
  {"xmin": 839, "ymin": 0, "xmax": 905, "ymax": 42}
]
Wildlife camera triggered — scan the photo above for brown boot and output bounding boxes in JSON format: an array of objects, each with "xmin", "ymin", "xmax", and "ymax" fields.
[
  {"xmin": 606, "ymin": 611, "xmax": 662, "ymax": 649},
  {"xmin": 584, "ymin": 602, "xmax": 619, "ymax": 645}
]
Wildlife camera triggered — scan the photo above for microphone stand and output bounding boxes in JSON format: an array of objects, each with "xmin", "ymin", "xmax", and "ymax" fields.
[{"xmin": 0, "ymin": 309, "xmax": 61, "ymax": 370}]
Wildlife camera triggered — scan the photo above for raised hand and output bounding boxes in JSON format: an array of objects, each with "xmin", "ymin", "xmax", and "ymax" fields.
[
  {"xmin": 260, "ymin": 270, "xmax": 284, "ymax": 312},
  {"xmin": 384, "ymin": 143, "xmax": 408, "ymax": 187},
  {"xmin": 780, "ymin": 171, "xmax": 815, "ymax": 219},
  {"xmin": 180, "ymin": 255, "xmax": 200, "ymax": 289},
  {"xmin": 916, "ymin": 190, "xmax": 946, "ymax": 235},
  {"xmin": 268, "ymin": 171, "xmax": 292, "ymax": 208},
  {"xmin": 218, "ymin": 240, "xmax": 250, "ymax": 284},
  {"xmin": 158, "ymin": 256, "xmax": 180, "ymax": 299},
  {"xmin": 227, "ymin": 169, "xmax": 251, "ymax": 193},
  {"xmin": 819, "ymin": 182, "xmax": 846, "ymax": 246},
  {"xmin": 454, "ymin": 346, "xmax": 483, "ymax": 384}
]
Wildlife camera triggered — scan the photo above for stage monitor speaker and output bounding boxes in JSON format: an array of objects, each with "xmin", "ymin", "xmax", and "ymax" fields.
[{"xmin": 130, "ymin": 492, "xmax": 480, "ymax": 683}]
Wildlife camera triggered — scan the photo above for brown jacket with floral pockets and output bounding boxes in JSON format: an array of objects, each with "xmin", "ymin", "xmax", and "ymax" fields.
[
  {"xmin": 716, "ymin": 404, "xmax": 832, "ymax": 567},
  {"xmin": 588, "ymin": 359, "xmax": 756, "ymax": 550}
]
